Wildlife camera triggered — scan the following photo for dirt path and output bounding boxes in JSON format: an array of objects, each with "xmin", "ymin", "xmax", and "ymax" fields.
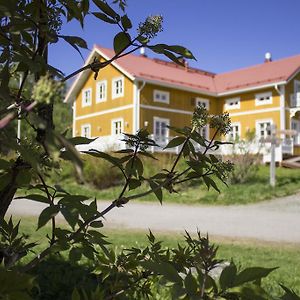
[{"xmin": 8, "ymin": 193, "xmax": 300, "ymax": 243}]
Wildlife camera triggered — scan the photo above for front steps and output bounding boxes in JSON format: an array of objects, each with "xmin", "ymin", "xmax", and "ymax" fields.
[{"xmin": 282, "ymin": 156, "xmax": 300, "ymax": 168}]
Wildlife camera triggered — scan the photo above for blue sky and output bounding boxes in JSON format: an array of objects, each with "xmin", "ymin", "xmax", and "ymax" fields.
[{"xmin": 49, "ymin": 0, "xmax": 300, "ymax": 78}]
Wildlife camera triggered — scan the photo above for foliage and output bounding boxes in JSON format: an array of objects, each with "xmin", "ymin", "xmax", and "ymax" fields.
[
  {"xmin": 227, "ymin": 129, "xmax": 261, "ymax": 184},
  {"xmin": 0, "ymin": 0, "xmax": 299, "ymax": 299}
]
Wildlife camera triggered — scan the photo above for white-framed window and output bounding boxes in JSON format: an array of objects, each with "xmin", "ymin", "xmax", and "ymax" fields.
[
  {"xmin": 256, "ymin": 119, "xmax": 273, "ymax": 140},
  {"xmin": 112, "ymin": 76, "xmax": 124, "ymax": 99},
  {"xmin": 228, "ymin": 122, "xmax": 241, "ymax": 141},
  {"xmin": 255, "ymin": 92, "xmax": 272, "ymax": 106},
  {"xmin": 111, "ymin": 118, "xmax": 123, "ymax": 135},
  {"xmin": 153, "ymin": 90, "xmax": 170, "ymax": 104},
  {"xmin": 96, "ymin": 80, "xmax": 107, "ymax": 102},
  {"xmin": 225, "ymin": 97, "xmax": 240, "ymax": 110},
  {"xmin": 81, "ymin": 124, "xmax": 91, "ymax": 138},
  {"xmin": 82, "ymin": 88, "xmax": 92, "ymax": 107},
  {"xmin": 198, "ymin": 125, "xmax": 209, "ymax": 140},
  {"xmin": 154, "ymin": 117, "xmax": 170, "ymax": 142},
  {"xmin": 195, "ymin": 98, "xmax": 210, "ymax": 110},
  {"xmin": 291, "ymin": 119, "xmax": 300, "ymax": 144}
]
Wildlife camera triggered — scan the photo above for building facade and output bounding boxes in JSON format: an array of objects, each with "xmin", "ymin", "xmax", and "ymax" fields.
[{"xmin": 65, "ymin": 46, "xmax": 300, "ymax": 161}]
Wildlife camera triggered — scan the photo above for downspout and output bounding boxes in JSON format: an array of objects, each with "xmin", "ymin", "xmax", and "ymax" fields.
[{"xmin": 133, "ymin": 80, "xmax": 145, "ymax": 133}]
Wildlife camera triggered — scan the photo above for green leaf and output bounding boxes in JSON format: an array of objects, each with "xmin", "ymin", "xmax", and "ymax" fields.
[
  {"xmin": 93, "ymin": 0, "xmax": 119, "ymax": 19},
  {"xmin": 92, "ymin": 12, "xmax": 117, "ymax": 24},
  {"xmin": 184, "ymin": 271, "xmax": 198, "ymax": 295},
  {"xmin": 113, "ymin": 32, "xmax": 131, "ymax": 54},
  {"xmin": 16, "ymin": 194, "xmax": 50, "ymax": 204},
  {"xmin": 219, "ymin": 262, "xmax": 237, "ymax": 290},
  {"xmin": 203, "ymin": 176, "xmax": 220, "ymax": 193},
  {"xmin": 128, "ymin": 178, "xmax": 141, "ymax": 190},
  {"xmin": 134, "ymin": 157, "xmax": 143, "ymax": 177},
  {"xmin": 149, "ymin": 180, "xmax": 163, "ymax": 204},
  {"xmin": 68, "ymin": 137, "xmax": 96, "ymax": 145},
  {"xmin": 121, "ymin": 14, "xmax": 132, "ymax": 30},
  {"xmin": 165, "ymin": 45, "xmax": 196, "ymax": 60},
  {"xmin": 37, "ymin": 205, "xmax": 59, "ymax": 229},
  {"xmin": 60, "ymin": 206, "xmax": 79, "ymax": 229},
  {"xmin": 164, "ymin": 136, "xmax": 186, "ymax": 149},
  {"xmin": 59, "ymin": 35, "xmax": 88, "ymax": 60},
  {"xmin": 90, "ymin": 220, "xmax": 103, "ymax": 228},
  {"xmin": 141, "ymin": 261, "xmax": 182, "ymax": 283},
  {"xmin": 234, "ymin": 267, "xmax": 278, "ymax": 286},
  {"xmin": 280, "ymin": 284, "xmax": 300, "ymax": 300}
]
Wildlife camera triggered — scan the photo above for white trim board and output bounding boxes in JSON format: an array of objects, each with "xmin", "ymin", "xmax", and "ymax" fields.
[
  {"xmin": 228, "ymin": 107, "xmax": 280, "ymax": 117},
  {"xmin": 140, "ymin": 104, "xmax": 193, "ymax": 115},
  {"xmin": 75, "ymin": 104, "xmax": 133, "ymax": 121}
]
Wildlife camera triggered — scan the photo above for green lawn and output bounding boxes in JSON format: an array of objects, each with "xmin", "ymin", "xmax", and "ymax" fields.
[
  {"xmin": 43, "ymin": 166, "xmax": 300, "ymax": 205},
  {"xmin": 17, "ymin": 218, "xmax": 300, "ymax": 297}
]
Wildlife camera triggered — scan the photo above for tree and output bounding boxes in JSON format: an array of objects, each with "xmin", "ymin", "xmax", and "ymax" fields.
[{"xmin": 0, "ymin": 1, "xmax": 299, "ymax": 299}]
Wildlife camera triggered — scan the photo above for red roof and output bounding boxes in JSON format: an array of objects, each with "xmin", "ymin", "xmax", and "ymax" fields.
[{"xmin": 96, "ymin": 45, "xmax": 300, "ymax": 94}]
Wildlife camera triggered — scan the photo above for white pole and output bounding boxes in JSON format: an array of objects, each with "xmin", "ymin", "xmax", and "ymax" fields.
[
  {"xmin": 17, "ymin": 74, "xmax": 23, "ymax": 144},
  {"xmin": 270, "ymin": 124, "xmax": 276, "ymax": 187}
]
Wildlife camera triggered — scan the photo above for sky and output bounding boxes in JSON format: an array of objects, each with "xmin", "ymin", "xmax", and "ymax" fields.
[{"xmin": 49, "ymin": 0, "xmax": 300, "ymax": 79}]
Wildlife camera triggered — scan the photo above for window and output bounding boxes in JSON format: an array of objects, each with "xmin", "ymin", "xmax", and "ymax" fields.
[
  {"xmin": 198, "ymin": 125, "xmax": 209, "ymax": 140},
  {"xmin": 225, "ymin": 97, "xmax": 240, "ymax": 110},
  {"xmin": 153, "ymin": 90, "xmax": 170, "ymax": 104},
  {"xmin": 96, "ymin": 80, "xmax": 107, "ymax": 102},
  {"xmin": 228, "ymin": 123, "xmax": 240, "ymax": 141},
  {"xmin": 255, "ymin": 92, "xmax": 272, "ymax": 106},
  {"xmin": 256, "ymin": 120, "xmax": 272, "ymax": 140},
  {"xmin": 81, "ymin": 124, "xmax": 91, "ymax": 138},
  {"xmin": 112, "ymin": 118, "xmax": 123, "ymax": 135},
  {"xmin": 154, "ymin": 117, "xmax": 170, "ymax": 142},
  {"xmin": 112, "ymin": 77, "xmax": 124, "ymax": 99},
  {"xmin": 195, "ymin": 98, "xmax": 209, "ymax": 110},
  {"xmin": 82, "ymin": 88, "xmax": 92, "ymax": 107}
]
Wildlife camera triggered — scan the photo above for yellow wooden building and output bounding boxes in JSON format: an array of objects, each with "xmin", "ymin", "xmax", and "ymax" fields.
[{"xmin": 65, "ymin": 46, "xmax": 300, "ymax": 161}]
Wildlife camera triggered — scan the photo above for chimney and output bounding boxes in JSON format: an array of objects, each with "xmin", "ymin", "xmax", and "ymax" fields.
[
  {"xmin": 264, "ymin": 52, "xmax": 272, "ymax": 63},
  {"xmin": 140, "ymin": 47, "xmax": 147, "ymax": 57}
]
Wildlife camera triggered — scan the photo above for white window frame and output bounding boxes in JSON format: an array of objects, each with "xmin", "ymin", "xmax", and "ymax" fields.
[
  {"xmin": 81, "ymin": 124, "xmax": 91, "ymax": 138},
  {"xmin": 111, "ymin": 118, "xmax": 124, "ymax": 135},
  {"xmin": 195, "ymin": 97, "xmax": 210, "ymax": 110},
  {"xmin": 256, "ymin": 119, "xmax": 273, "ymax": 140},
  {"xmin": 227, "ymin": 122, "xmax": 241, "ymax": 141},
  {"xmin": 112, "ymin": 76, "xmax": 124, "ymax": 99},
  {"xmin": 198, "ymin": 125, "xmax": 209, "ymax": 140},
  {"xmin": 82, "ymin": 88, "xmax": 92, "ymax": 107},
  {"xmin": 225, "ymin": 97, "xmax": 240, "ymax": 110},
  {"xmin": 153, "ymin": 116, "xmax": 170, "ymax": 140},
  {"xmin": 255, "ymin": 92, "xmax": 272, "ymax": 106},
  {"xmin": 96, "ymin": 80, "xmax": 107, "ymax": 103},
  {"xmin": 291, "ymin": 119, "xmax": 300, "ymax": 145},
  {"xmin": 153, "ymin": 90, "xmax": 170, "ymax": 104}
]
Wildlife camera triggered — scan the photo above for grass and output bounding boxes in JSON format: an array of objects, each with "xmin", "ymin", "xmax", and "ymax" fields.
[
  {"xmin": 44, "ymin": 165, "xmax": 300, "ymax": 205},
  {"xmin": 17, "ymin": 217, "xmax": 300, "ymax": 297}
]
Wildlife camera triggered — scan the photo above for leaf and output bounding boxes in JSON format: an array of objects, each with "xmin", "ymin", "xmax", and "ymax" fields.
[
  {"xmin": 141, "ymin": 261, "xmax": 182, "ymax": 283},
  {"xmin": 164, "ymin": 136, "xmax": 186, "ymax": 149},
  {"xmin": 92, "ymin": 12, "xmax": 117, "ymax": 24},
  {"xmin": 59, "ymin": 35, "xmax": 88, "ymax": 60},
  {"xmin": 203, "ymin": 176, "xmax": 220, "ymax": 193},
  {"xmin": 90, "ymin": 221, "xmax": 103, "ymax": 228},
  {"xmin": 280, "ymin": 284, "xmax": 300, "ymax": 300},
  {"xmin": 234, "ymin": 267, "xmax": 278, "ymax": 286},
  {"xmin": 149, "ymin": 180, "xmax": 163, "ymax": 204},
  {"xmin": 113, "ymin": 32, "xmax": 131, "ymax": 54},
  {"xmin": 68, "ymin": 137, "xmax": 96, "ymax": 145},
  {"xmin": 128, "ymin": 178, "xmax": 141, "ymax": 190},
  {"xmin": 219, "ymin": 262, "xmax": 237, "ymax": 290},
  {"xmin": 16, "ymin": 194, "xmax": 50, "ymax": 204},
  {"xmin": 37, "ymin": 205, "xmax": 60, "ymax": 229},
  {"xmin": 121, "ymin": 14, "xmax": 132, "ymax": 30},
  {"xmin": 134, "ymin": 157, "xmax": 143, "ymax": 177},
  {"xmin": 184, "ymin": 271, "xmax": 198, "ymax": 295},
  {"xmin": 93, "ymin": 0, "xmax": 119, "ymax": 19}
]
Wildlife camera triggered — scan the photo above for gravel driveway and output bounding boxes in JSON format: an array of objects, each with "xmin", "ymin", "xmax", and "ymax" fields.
[{"xmin": 8, "ymin": 193, "xmax": 300, "ymax": 243}]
